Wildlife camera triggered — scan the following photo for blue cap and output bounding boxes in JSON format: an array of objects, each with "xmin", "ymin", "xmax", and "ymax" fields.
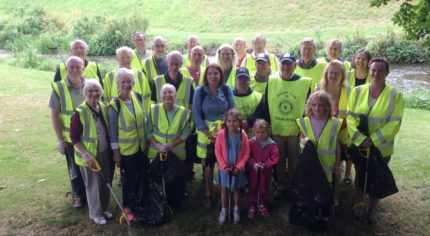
[
  {"xmin": 255, "ymin": 53, "xmax": 270, "ymax": 62},
  {"xmin": 280, "ymin": 52, "xmax": 296, "ymax": 63},
  {"xmin": 236, "ymin": 67, "xmax": 250, "ymax": 79}
]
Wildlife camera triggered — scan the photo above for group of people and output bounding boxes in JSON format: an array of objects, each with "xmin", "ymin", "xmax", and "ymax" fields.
[{"xmin": 49, "ymin": 33, "xmax": 404, "ymax": 228}]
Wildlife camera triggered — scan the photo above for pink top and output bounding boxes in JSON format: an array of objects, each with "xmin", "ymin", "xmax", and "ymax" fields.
[
  {"xmin": 310, "ymin": 116, "xmax": 328, "ymax": 141},
  {"xmin": 215, "ymin": 128, "xmax": 250, "ymax": 171},
  {"xmin": 247, "ymin": 137, "xmax": 279, "ymax": 169}
]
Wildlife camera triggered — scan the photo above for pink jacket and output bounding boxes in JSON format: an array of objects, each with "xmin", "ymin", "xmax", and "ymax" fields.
[
  {"xmin": 215, "ymin": 128, "xmax": 250, "ymax": 171},
  {"xmin": 247, "ymin": 137, "xmax": 279, "ymax": 169}
]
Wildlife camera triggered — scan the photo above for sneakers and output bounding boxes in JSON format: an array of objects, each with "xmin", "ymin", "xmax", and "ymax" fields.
[
  {"xmin": 233, "ymin": 210, "xmax": 240, "ymax": 224},
  {"xmin": 218, "ymin": 210, "xmax": 227, "ymax": 225},
  {"xmin": 259, "ymin": 205, "xmax": 270, "ymax": 217},
  {"xmin": 73, "ymin": 197, "xmax": 83, "ymax": 209},
  {"xmin": 93, "ymin": 216, "xmax": 107, "ymax": 225},
  {"xmin": 103, "ymin": 211, "xmax": 113, "ymax": 219},
  {"xmin": 247, "ymin": 207, "xmax": 256, "ymax": 219},
  {"xmin": 205, "ymin": 196, "xmax": 213, "ymax": 210}
]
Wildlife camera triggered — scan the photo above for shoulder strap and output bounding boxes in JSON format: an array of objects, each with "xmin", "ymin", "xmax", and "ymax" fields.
[
  {"xmin": 221, "ymin": 84, "xmax": 230, "ymax": 104},
  {"xmin": 114, "ymin": 97, "xmax": 121, "ymax": 113}
]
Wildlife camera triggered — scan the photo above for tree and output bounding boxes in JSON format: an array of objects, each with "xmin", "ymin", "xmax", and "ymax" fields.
[{"xmin": 370, "ymin": 0, "xmax": 430, "ymax": 46}]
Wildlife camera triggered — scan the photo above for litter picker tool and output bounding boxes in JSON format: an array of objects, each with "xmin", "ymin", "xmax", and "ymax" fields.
[{"xmin": 353, "ymin": 147, "xmax": 371, "ymax": 220}]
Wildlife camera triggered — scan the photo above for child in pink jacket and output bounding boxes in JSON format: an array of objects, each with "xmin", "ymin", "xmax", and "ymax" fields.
[
  {"xmin": 246, "ymin": 119, "xmax": 279, "ymax": 218},
  {"xmin": 215, "ymin": 109, "xmax": 250, "ymax": 225}
]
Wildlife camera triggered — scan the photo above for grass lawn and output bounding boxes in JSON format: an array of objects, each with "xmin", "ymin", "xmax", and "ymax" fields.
[{"xmin": 0, "ymin": 63, "xmax": 429, "ymax": 235}]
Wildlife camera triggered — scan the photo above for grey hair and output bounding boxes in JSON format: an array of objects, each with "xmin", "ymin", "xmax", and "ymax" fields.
[
  {"xmin": 190, "ymin": 45, "xmax": 204, "ymax": 54},
  {"xmin": 70, "ymin": 39, "xmax": 88, "ymax": 50},
  {"xmin": 252, "ymin": 34, "xmax": 266, "ymax": 45},
  {"xmin": 152, "ymin": 36, "xmax": 167, "ymax": 46},
  {"xmin": 232, "ymin": 36, "xmax": 246, "ymax": 45},
  {"xmin": 66, "ymin": 56, "xmax": 84, "ymax": 67},
  {"xmin": 327, "ymin": 39, "xmax": 343, "ymax": 51},
  {"xmin": 160, "ymin": 83, "xmax": 177, "ymax": 99},
  {"xmin": 187, "ymin": 35, "xmax": 199, "ymax": 43},
  {"xmin": 82, "ymin": 78, "xmax": 103, "ymax": 97},
  {"xmin": 116, "ymin": 46, "xmax": 134, "ymax": 57},
  {"xmin": 116, "ymin": 67, "xmax": 135, "ymax": 83},
  {"xmin": 215, "ymin": 43, "xmax": 238, "ymax": 67},
  {"xmin": 300, "ymin": 38, "xmax": 316, "ymax": 49},
  {"xmin": 166, "ymin": 50, "xmax": 183, "ymax": 63},
  {"xmin": 133, "ymin": 32, "xmax": 148, "ymax": 41}
]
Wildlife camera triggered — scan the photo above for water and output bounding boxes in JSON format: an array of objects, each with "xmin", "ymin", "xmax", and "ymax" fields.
[{"xmin": 387, "ymin": 63, "xmax": 430, "ymax": 94}]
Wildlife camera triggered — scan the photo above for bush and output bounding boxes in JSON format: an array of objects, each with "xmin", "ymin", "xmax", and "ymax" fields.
[{"xmin": 404, "ymin": 92, "xmax": 430, "ymax": 110}]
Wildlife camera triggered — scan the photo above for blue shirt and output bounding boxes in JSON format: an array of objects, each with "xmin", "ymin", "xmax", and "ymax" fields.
[{"xmin": 192, "ymin": 85, "xmax": 234, "ymax": 131}]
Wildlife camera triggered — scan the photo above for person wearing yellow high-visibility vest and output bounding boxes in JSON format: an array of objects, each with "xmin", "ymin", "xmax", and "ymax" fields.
[
  {"xmin": 240, "ymin": 34, "xmax": 279, "ymax": 75},
  {"xmin": 296, "ymin": 91, "xmax": 342, "ymax": 225},
  {"xmin": 250, "ymin": 53, "xmax": 276, "ymax": 96},
  {"xmin": 233, "ymin": 67, "xmax": 268, "ymax": 137},
  {"xmin": 181, "ymin": 45, "xmax": 205, "ymax": 89},
  {"xmin": 215, "ymin": 43, "xmax": 237, "ymax": 90},
  {"xmin": 192, "ymin": 64, "xmax": 234, "ymax": 210},
  {"xmin": 107, "ymin": 68, "xmax": 148, "ymax": 208},
  {"xmin": 182, "ymin": 35, "xmax": 210, "ymax": 69},
  {"xmin": 70, "ymin": 79, "xmax": 113, "ymax": 225},
  {"xmin": 347, "ymin": 58, "xmax": 404, "ymax": 225},
  {"xmin": 232, "ymin": 37, "xmax": 247, "ymax": 68},
  {"xmin": 350, "ymin": 49, "xmax": 372, "ymax": 88},
  {"xmin": 317, "ymin": 39, "xmax": 352, "ymax": 78},
  {"xmin": 146, "ymin": 84, "xmax": 191, "ymax": 208},
  {"xmin": 317, "ymin": 60, "xmax": 351, "ymax": 205},
  {"xmin": 130, "ymin": 32, "xmax": 152, "ymax": 73},
  {"xmin": 294, "ymin": 38, "xmax": 326, "ymax": 90},
  {"xmin": 153, "ymin": 51, "xmax": 194, "ymax": 109},
  {"xmin": 265, "ymin": 53, "xmax": 312, "ymax": 199},
  {"xmin": 143, "ymin": 36, "xmax": 168, "ymax": 81},
  {"xmin": 54, "ymin": 39, "xmax": 103, "ymax": 86},
  {"xmin": 49, "ymin": 56, "xmax": 87, "ymax": 209},
  {"xmin": 103, "ymin": 46, "xmax": 154, "ymax": 115}
]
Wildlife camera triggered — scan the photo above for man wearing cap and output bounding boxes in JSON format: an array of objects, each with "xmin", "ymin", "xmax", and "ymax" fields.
[
  {"xmin": 294, "ymin": 38, "xmax": 326, "ymax": 89},
  {"xmin": 144, "ymin": 36, "xmax": 168, "ymax": 81},
  {"xmin": 233, "ymin": 67, "xmax": 268, "ymax": 137},
  {"xmin": 182, "ymin": 35, "xmax": 210, "ymax": 69},
  {"xmin": 265, "ymin": 53, "xmax": 312, "ymax": 198},
  {"xmin": 250, "ymin": 53, "xmax": 275, "ymax": 96},
  {"xmin": 240, "ymin": 34, "xmax": 279, "ymax": 75},
  {"xmin": 131, "ymin": 32, "xmax": 152, "ymax": 73}
]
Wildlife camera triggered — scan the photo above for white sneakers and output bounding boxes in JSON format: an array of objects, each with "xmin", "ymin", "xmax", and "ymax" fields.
[{"xmin": 218, "ymin": 209, "xmax": 240, "ymax": 225}]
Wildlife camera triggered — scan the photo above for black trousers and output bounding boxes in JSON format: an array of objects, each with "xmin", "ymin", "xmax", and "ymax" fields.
[
  {"xmin": 120, "ymin": 150, "xmax": 149, "ymax": 207},
  {"xmin": 65, "ymin": 143, "xmax": 86, "ymax": 199}
]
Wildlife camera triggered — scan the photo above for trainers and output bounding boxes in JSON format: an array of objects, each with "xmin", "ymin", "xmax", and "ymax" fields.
[
  {"xmin": 73, "ymin": 197, "xmax": 83, "ymax": 209},
  {"xmin": 247, "ymin": 207, "xmax": 256, "ymax": 219},
  {"xmin": 103, "ymin": 211, "xmax": 113, "ymax": 219},
  {"xmin": 367, "ymin": 209, "xmax": 378, "ymax": 225},
  {"xmin": 218, "ymin": 211, "xmax": 227, "ymax": 225},
  {"xmin": 259, "ymin": 205, "xmax": 270, "ymax": 217},
  {"xmin": 205, "ymin": 196, "xmax": 213, "ymax": 210},
  {"xmin": 233, "ymin": 210, "xmax": 240, "ymax": 224},
  {"xmin": 93, "ymin": 216, "xmax": 107, "ymax": 225}
]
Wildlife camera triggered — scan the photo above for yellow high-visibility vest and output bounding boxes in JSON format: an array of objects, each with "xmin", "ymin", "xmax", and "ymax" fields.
[
  {"xmin": 154, "ymin": 74, "xmax": 193, "ymax": 108},
  {"xmin": 58, "ymin": 61, "xmax": 99, "ymax": 81}
]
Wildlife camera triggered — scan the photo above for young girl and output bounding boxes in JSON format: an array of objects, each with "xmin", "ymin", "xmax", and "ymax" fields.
[
  {"xmin": 296, "ymin": 91, "xmax": 342, "ymax": 221},
  {"xmin": 246, "ymin": 119, "xmax": 279, "ymax": 219},
  {"xmin": 215, "ymin": 108, "xmax": 250, "ymax": 225}
]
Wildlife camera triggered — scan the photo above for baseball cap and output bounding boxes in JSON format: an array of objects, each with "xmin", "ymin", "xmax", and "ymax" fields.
[
  {"xmin": 236, "ymin": 67, "xmax": 250, "ymax": 79},
  {"xmin": 280, "ymin": 52, "xmax": 296, "ymax": 63}
]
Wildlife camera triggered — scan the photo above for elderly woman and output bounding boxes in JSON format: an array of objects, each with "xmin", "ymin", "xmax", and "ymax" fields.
[
  {"xmin": 181, "ymin": 46, "xmax": 206, "ymax": 88},
  {"xmin": 70, "ymin": 79, "xmax": 112, "ymax": 225},
  {"xmin": 232, "ymin": 37, "xmax": 247, "ymax": 68},
  {"xmin": 319, "ymin": 60, "xmax": 350, "ymax": 205},
  {"xmin": 192, "ymin": 63, "xmax": 234, "ymax": 210},
  {"xmin": 350, "ymin": 49, "xmax": 372, "ymax": 87},
  {"xmin": 347, "ymin": 58, "xmax": 404, "ymax": 225},
  {"xmin": 108, "ymin": 68, "xmax": 148, "ymax": 209},
  {"xmin": 216, "ymin": 43, "xmax": 238, "ymax": 89},
  {"xmin": 146, "ymin": 84, "xmax": 191, "ymax": 208},
  {"xmin": 103, "ymin": 46, "xmax": 153, "ymax": 114}
]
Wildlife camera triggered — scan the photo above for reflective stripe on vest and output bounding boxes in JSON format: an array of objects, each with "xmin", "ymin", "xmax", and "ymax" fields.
[
  {"xmin": 112, "ymin": 93, "xmax": 146, "ymax": 156},
  {"xmin": 148, "ymin": 104, "xmax": 190, "ymax": 159},
  {"xmin": 52, "ymin": 80, "xmax": 76, "ymax": 142},
  {"xmin": 155, "ymin": 75, "xmax": 192, "ymax": 108},
  {"xmin": 297, "ymin": 117, "xmax": 342, "ymax": 183}
]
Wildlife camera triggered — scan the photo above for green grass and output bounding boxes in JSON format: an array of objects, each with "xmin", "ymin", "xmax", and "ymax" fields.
[
  {"xmin": 0, "ymin": 0, "xmax": 403, "ymax": 52},
  {"xmin": 0, "ymin": 63, "xmax": 429, "ymax": 234}
]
